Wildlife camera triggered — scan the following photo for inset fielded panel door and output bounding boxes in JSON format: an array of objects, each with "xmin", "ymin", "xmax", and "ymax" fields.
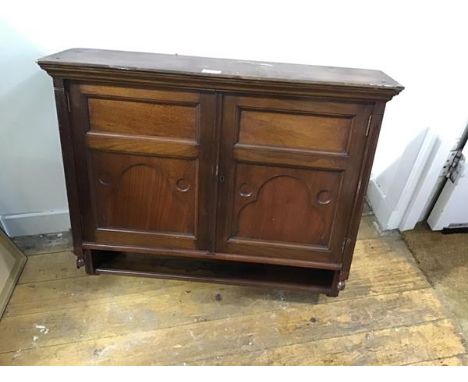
[
  {"xmin": 68, "ymin": 83, "xmax": 217, "ymax": 251},
  {"xmin": 216, "ymin": 95, "xmax": 372, "ymax": 266}
]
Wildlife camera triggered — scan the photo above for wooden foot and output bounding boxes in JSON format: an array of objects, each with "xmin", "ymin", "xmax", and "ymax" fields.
[{"xmin": 76, "ymin": 256, "xmax": 85, "ymax": 269}]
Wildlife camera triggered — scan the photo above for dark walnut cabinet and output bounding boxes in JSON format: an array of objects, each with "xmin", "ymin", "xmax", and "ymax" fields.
[{"xmin": 38, "ymin": 49, "xmax": 402, "ymax": 296}]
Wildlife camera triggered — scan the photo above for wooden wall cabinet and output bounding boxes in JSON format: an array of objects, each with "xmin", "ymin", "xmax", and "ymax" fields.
[{"xmin": 38, "ymin": 49, "xmax": 402, "ymax": 296}]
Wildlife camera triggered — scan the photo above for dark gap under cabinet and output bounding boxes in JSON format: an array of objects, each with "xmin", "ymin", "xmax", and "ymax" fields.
[{"xmin": 38, "ymin": 48, "xmax": 403, "ymax": 297}]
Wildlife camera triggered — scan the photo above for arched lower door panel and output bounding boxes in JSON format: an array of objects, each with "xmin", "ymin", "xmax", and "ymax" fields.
[
  {"xmin": 215, "ymin": 95, "xmax": 372, "ymax": 265},
  {"xmin": 232, "ymin": 165, "xmax": 341, "ymax": 247}
]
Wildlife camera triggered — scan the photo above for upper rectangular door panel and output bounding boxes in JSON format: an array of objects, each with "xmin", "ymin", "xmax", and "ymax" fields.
[
  {"xmin": 83, "ymin": 85, "xmax": 199, "ymax": 139},
  {"xmin": 238, "ymin": 108, "xmax": 352, "ymax": 153}
]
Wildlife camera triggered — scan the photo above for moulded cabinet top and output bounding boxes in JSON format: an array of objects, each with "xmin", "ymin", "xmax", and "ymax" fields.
[{"xmin": 38, "ymin": 48, "xmax": 404, "ymax": 99}]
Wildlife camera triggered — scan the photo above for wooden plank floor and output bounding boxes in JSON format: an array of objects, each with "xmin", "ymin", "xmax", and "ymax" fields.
[
  {"xmin": 0, "ymin": 216, "xmax": 466, "ymax": 365},
  {"xmin": 403, "ymin": 224, "xmax": 468, "ymax": 342}
]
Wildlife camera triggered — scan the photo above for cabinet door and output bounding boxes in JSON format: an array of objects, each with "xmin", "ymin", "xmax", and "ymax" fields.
[
  {"xmin": 216, "ymin": 95, "xmax": 372, "ymax": 266},
  {"xmin": 69, "ymin": 83, "xmax": 216, "ymax": 251}
]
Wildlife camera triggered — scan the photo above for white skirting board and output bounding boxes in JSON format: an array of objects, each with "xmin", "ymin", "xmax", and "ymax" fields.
[{"xmin": 0, "ymin": 210, "xmax": 70, "ymax": 237}]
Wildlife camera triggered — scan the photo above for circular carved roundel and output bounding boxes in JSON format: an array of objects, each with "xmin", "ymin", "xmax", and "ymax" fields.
[
  {"xmin": 316, "ymin": 190, "xmax": 332, "ymax": 205},
  {"xmin": 239, "ymin": 183, "xmax": 253, "ymax": 198},
  {"xmin": 98, "ymin": 171, "xmax": 113, "ymax": 186},
  {"xmin": 176, "ymin": 178, "xmax": 191, "ymax": 192}
]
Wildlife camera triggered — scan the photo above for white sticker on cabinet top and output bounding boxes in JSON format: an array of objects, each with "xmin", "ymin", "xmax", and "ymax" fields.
[{"xmin": 201, "ymin": 69, "xmax": 222, "ymax": 74}]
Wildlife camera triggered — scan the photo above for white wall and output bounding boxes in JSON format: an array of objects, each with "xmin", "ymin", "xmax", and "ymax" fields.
[
  {"xmin": 0, "ymin": 21, "xmax": 69, "ymax": 236},
  {"xmin": 1, "ymin": 0, "xmax": 467, "ymax": 236}
]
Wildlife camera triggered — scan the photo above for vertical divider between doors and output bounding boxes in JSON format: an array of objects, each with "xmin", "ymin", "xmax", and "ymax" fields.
[{"xmin": 209, "ymin": 92, "xmax": 224, "ymax": 253}]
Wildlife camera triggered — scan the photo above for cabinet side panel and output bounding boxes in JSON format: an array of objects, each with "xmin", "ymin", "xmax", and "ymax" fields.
[
  {"xmin": 52, "ymin": 78, "xmax": 83, "ymax": 261},
  {"xmin": 342, "ymin": 102, "xmax": 386, "ymax": 280}
]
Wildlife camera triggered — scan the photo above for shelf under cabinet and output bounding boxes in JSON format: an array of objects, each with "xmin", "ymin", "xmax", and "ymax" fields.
[{"xmin": 94, "ymin": 252, "xmax": 336, "ymax": 294}]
